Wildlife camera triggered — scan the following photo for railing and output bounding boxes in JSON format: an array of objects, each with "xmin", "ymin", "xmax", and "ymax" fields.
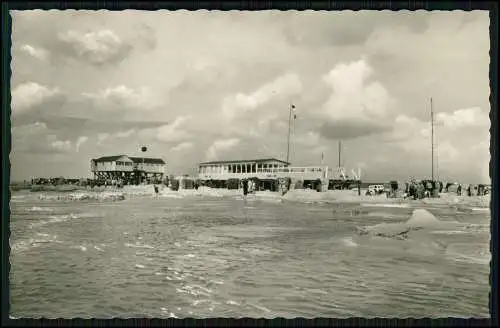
[
  {"xmin": 255, "ymin": 166, "xmax": 325, "ymax": 174},
  {"xmin": 198, "ymin": 165, "xmax": 362, "ymax": 181}
]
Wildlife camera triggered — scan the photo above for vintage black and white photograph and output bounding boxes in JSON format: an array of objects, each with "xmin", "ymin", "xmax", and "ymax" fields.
[{"xmin": 9, "ymin": 9, "xmax": 491, "ymax": 318}]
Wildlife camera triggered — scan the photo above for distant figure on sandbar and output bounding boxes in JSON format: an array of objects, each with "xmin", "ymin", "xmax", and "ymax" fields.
[{"xmin": 457, "ymin": 184, "xmax": 462, "ymax": 196}]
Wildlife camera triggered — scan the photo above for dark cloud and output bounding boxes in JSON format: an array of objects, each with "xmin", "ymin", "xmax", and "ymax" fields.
[
  {"xmin": 12, "ymin": 111, "xmax": 168, "ymax": 142},
  {"xmin": 318, "ymin": 119, "xmax": 392, "ymax": 140}
]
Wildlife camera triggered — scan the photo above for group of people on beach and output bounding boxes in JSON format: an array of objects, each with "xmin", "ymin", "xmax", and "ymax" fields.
[
  {"xmin": 403, "ymin": 180, "xmax": 489, "ymax": 200},
  {"xmin": 404, "ymin": 180, "xmax": 440, "ymax": 199},
  {"xmin": 240, "ymin": 179, "xmax": 256, "ymax": 197},
  {"xmin": 453, "ymin": 183, "xmax": 489, "ymax": 196}
]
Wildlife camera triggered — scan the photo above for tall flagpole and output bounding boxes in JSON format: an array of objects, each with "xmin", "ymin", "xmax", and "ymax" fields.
[
  {"xmin": 141, "ymin": 146, "xmax": 147, "ymax": 184},
  {"xmin": 286, "ymin": 103, "xmax": 293, "ymax": 164}
]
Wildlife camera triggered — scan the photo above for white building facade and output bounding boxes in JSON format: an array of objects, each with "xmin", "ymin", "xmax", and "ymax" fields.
[{"xmin": 197, "ymin": 158, "xmax": 362, "ymax": 183}]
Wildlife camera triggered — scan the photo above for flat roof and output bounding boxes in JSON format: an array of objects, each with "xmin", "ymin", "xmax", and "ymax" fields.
[{"xmin": 199, "ymin": 158, "xmax": 290, "ymax": 166}]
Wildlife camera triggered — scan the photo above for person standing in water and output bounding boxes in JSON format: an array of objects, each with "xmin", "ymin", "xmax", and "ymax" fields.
[{"xmin": 242, "ymin": 179, "xmax": 249, "ymax": 199}]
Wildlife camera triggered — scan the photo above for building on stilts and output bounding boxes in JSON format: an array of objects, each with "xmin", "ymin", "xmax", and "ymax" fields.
[{"xmin": 90, "ymin": 155, "xmax": 165, "ymax": 186}]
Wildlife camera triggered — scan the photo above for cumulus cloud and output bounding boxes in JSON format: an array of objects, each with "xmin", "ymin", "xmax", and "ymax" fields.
[
  {"xmin": 114, "ymin": 129, "xmax": 136, "ymax": 138},
  {"xmin": 11, "ymin": 82, "xmax": 64, "ymax": 115},
  {"xmin": 221, "ymin": 73, "xmax": 302, "ymax": 120},
  {"xmin": 56, "ymin": 29, "xmax": 132, "ymax": 65},
  {"xmin": 297, "ymin": 131, "xmax": 321, "ymax": 147},
  {"xmin": 97, "ymin": 133, "xmax": 110, "ymax": 145},
  {"xmin": 134, "ymin": 23, "xmax": 157, "ymax": 50},
  {"xmin": 137, "ymin": 116, "xmax": 192, "ymax": 144},
  {"xmin": 51, "ymin": 140, "xmax": 72, "ymax": 152},
  {"xmin": 12, "ymin": 122, "xmax": 73, "ymax": 154},
  {"xmin": 436, "ymin": 107, "xmax": 489, "ymax": 129},
  {"xmin": 379, "ymin": 110, "xmax": 490, "ymax": 182},
  {"xmin": 317, "ymin": 59, "xmax": 394, "ymax": 140},
  {"xmin": 387, "ymin": 114, "xmax": 436, "ymax": 153},
  {"xmin": 92, "ymin": 120, "xmax": 189, "ymax": 149},
  {"xmin": 205, "ymin": 138, "xmax": 240, "ymax": 161},
  {"xmin": 437, "ymin": 140, "xmax": 459, "ymax": 164},
  {"xmin": 171, "ymin": 141, "xmax": 194, "ymax": 152},
  {"xmin": 20, "ymin": 44, "xmax": 49, "ymax": 60},
  {"xmin": 82, "ymin": 85, "xmax": 159, "ymax": 112},
  {"xmin": 12, "ymin": 121, "xmax": 48, "ymax": 135},
  {"xmin": 75, "ymin": 136, "xmax": 88, "ymax": 152},
  {"xmin": 282, "ymin": 11, "xmax": 429, "ymax": 48},
  {"xmin": 155, "ymin": 117, "xmax": 191, "ymax": 142}
]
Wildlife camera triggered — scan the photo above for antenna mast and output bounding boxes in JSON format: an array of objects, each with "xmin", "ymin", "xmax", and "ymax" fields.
[
  {"xmin": 338, "ymin": 140, "xmax": 342, "ymax": 168},
  {"xmin": 431, "ymin": 97, "xmax": 434, "ymax": 182}
]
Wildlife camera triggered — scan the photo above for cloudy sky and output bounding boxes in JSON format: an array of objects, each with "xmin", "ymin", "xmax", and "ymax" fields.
[{"xmin": 10, "ymin": 10, "xmax": 490, "ymax": 183}]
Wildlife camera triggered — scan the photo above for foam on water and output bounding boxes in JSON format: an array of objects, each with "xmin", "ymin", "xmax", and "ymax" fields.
[
  {"xmin": 29, "ymin": 212, "xmax": 92, "ymax": 228},
  {"xmin": 38, "ymin": 192, "xmax": 125, "ymax": 202},
  {"xmin": 445, "ymin": 243, "xmax": 491, "ymax": 265},
  {"xmin": 361, "ymin": 203, "xmax": 410, "ymax": 209},
  {"xmin": 26, "ymin": 206, "xmax": 55, "ymax": 212},
  {"xmin": 431, "ymin": 230, "xmax": 469, "ymax": 235},
  {"xmin": 72, "ymin": 245, "xmax": 88, "ymax": 252},
  {"xmin": 470, "ymin": 207, "xmax": 490, "ymax": 212},
  {"xmin": 124, "ymin": 242, "xmax": 155, "ymax": 249},
  {"xmin": 11, "ymin": 234, "xmax": 62, "ymax": 253},
  {"xmin": 342, "ymin": 237, "xmax": 358, "ymax": 248},
  {"xmin": 356, "ymin": 209, "xmax": 463, "ymax": 240},
  {"xmin": 159, "ymin": 194, "xmax": 184, "ymax": 199}
]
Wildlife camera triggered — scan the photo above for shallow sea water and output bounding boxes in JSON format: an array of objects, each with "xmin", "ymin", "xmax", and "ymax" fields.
[{"xmin": 9, "ymin": 190, "xmax": 491, "ymax": 318}]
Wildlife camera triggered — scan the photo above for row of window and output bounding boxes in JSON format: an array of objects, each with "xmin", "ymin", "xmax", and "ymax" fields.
[
  {"xmin": 116, "ymin": 162, "xmax": 134, "ymax": 166},
  {"xmin": 199, "ymin": 164, "xmax": 286, "ymax": 174},
  {"xmin": 199, "ymin": 166, "xmax": 325, "ymax": 174}
]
